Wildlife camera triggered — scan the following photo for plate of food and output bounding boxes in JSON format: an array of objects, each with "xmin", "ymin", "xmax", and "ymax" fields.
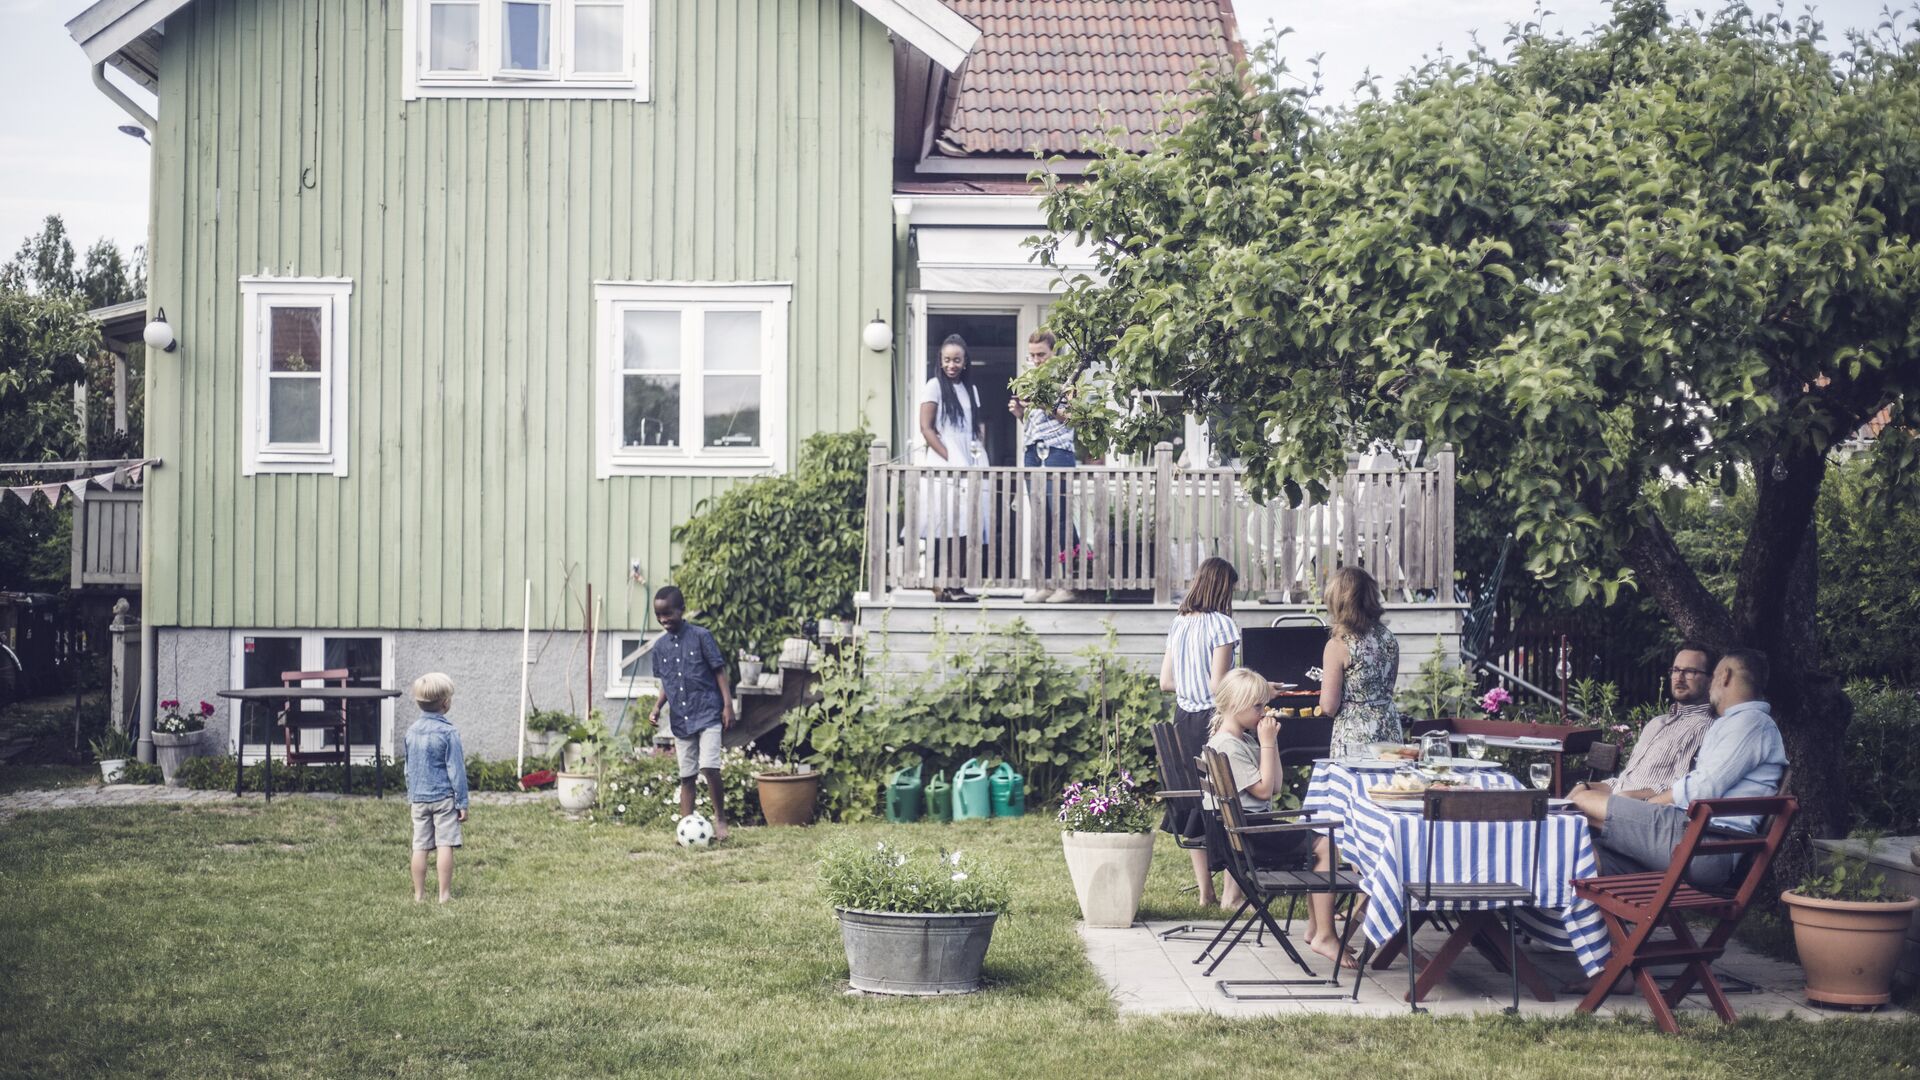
[
  {"xmin": 1367, "ymin": 772, "xmax": 1464, "ymax": 806},
  {"xmin": 1373, "ymin": 743, "xmax": 1421, "ymax": 763}
]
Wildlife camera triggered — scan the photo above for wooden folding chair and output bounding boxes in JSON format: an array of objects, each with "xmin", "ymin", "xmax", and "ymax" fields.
[
  {"xmin": 1197, "ymin": 747, "xmax": 1365, "ymax": 1000},
  {"xmin": 1579, "ymin": 742, "xmax": 1621, "ymax": 785},
  {"xmin": 1571, "ymin": 794, "xmax": 1797, "ymax": 1033}
]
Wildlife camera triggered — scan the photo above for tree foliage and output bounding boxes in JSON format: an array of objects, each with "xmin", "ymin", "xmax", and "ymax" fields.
[
  {"xmin": 1034, "ymin": 2, "xmax": 1920, "ymax": 845},
  {"xmin": 670, "ymin": 430, "xmax": 873, "ymax": 662}
]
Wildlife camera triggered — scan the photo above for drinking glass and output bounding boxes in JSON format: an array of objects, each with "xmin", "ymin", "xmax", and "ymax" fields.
[
  {"xmin": 1529, "ymin": 762, "xmax": 1553, "ymax": 790},
  {"xmin": 1465, "ymin": 734, "xmax": 1488, "ymax": 761}
]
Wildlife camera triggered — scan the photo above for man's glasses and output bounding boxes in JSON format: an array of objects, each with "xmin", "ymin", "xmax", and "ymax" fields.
[{"xmin": 1668, "ymin": 667, "xmax": 1709, "ymax": 678}]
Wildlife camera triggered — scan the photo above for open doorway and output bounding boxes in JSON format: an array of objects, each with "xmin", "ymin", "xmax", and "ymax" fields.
[{"xmin": 924, "ymin": 311, "xmax": 1019, "ymax": 467}]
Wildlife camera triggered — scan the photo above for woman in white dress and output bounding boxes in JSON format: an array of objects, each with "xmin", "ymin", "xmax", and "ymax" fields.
[{"xmin": 918, "ymin": 334, "xmax": 987, "ymax": 603}]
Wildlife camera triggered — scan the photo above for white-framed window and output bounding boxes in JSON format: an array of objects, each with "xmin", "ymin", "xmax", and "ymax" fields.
[
  {"xmin": 405, "ymin": 0, "xmax": 649, "ymax": 100},
  {"xmin": 594, "ymin": 282, "xmax": 792, "ymax": 477},
  {"xmin": 240, "ymin": 277, "xmax": 352, "ymax": 477},
  {"xmin": 604, "ymin": 632, "xmax": 661, "ymax": 698},
  {"xmin": 225, "ymin": 632, "xmax": 395, "ymax": 762}
]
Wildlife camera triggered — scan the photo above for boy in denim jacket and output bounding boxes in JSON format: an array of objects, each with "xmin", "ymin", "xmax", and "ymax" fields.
[{"xmin": 403, "ymin": 672, "xmax": 468, "ymax": 902}]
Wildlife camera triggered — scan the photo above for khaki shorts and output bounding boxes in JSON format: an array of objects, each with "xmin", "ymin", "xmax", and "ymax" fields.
[
  {"xmin": 675, "ymin": 725, "xmax": 723, "ymax": 778},
  {"xmin": 411, "ymin": 797, "xmax": 463, "ymax": 850}
]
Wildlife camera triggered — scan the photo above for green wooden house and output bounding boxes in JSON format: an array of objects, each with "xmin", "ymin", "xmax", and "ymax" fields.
[{"xmin": 68, "ymin": 0, "xmax": 1259, "ymax": 759}]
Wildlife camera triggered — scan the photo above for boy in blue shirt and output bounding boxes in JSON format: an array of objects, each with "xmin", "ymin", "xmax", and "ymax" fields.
[
  {"xmin": 648, "ymin": 587, "xmax": 736, "ymax": 840},
  {"xmin": 403, "ymin": 672, "xmax": 469, "ymax": 902}
]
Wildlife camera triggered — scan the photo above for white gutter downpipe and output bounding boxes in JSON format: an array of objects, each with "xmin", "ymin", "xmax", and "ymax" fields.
[{"xmin": 92, "ymin": 62, "xmax": 157, "ymax": 133}]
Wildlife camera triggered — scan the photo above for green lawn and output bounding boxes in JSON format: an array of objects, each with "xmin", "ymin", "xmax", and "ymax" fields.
[
  {"xmin": 1, "ymin": 802, "xmax": 1915, "ymax": 1079},
  {"xmin": 0, "ymin": 764, "xmax": 97, "ymax": 794}
]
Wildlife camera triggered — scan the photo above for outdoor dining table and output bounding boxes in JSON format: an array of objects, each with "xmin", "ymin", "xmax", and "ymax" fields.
[
  {"xmin": 216, "ymin": 687, "xmax": 403, "ymax": 802},
  {"xmin": 1302, "ymin": 759, "xmax": 1612, "ymax": 1002}
]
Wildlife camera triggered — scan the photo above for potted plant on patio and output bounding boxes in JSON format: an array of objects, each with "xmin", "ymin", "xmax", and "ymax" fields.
[
  {"xmin": 153, "ymin": 699, "xmax": 216, "ymax": 786},
  {"xmin": 1057, "ymin": 771, "xmax": 1158, "ymax": 928},
  {"xmin": 752, "ymin": 758, "xmax": 819, "ymax": 826},
  {"xmin": 821, "ymin": 839, "xmax": 1010, "ymax": 995},
  {"xmin": 555, "ymin": 711, "xmax": 607, "ymax": 812},
  {"xmin": 1782, "ymin": 833, "xmax": 1920, "ymax": 1007},
  {"xmin": 88, "ymin": 727, "xmax": 135, "ymax": 783}
]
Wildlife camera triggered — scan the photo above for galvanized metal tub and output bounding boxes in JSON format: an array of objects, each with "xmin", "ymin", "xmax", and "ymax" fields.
[{"xmin": 835, "ymin": 907, "xmax": 999, "ymax": 995}]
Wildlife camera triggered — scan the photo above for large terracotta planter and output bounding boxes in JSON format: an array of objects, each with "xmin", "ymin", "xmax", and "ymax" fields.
[
  {"xmin": 1061, "ymin": 830, "xmax": 1155, "ymax": 928},
  {"xmin": 1782, "ymin": 889, "xmax": 1920, "ymax": 1006},
  {"xmin": 756, "ymin": 772, "xmax": 819, "ymax": 826}
]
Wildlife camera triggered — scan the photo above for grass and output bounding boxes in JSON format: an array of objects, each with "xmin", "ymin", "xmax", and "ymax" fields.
[
  {"xmin": 1, "ymin": 804, "xmax": 1916, "ymax": 1079},
  {"xmin": 0, "ymin": 764, "xmax": 97, "ymax": 794}
]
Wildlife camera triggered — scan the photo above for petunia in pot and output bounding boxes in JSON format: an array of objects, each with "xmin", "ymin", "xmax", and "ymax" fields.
[
  {"xmin": 1057, "ymin": 771, "xmax": 1158, "ymax": 928},
  {"xmin": 821, "ymin": 840, "xmax": 1011, "ymax": 995},
  {"xmin": 152, "ymin": 699, "xmax": 217, "ymax": 786}
]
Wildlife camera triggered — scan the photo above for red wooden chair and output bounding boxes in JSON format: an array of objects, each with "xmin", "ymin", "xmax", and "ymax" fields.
[
  {"xmin": 1570, "ymin": 793, "xmax": 1797, "ymax": 1033},
  {"xmin": 278, "ymin": 668, "xmax": 351, "ymax": 766}
]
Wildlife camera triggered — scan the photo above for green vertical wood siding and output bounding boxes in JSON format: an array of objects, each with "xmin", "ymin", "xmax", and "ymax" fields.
[{"xmin": 146, "ymin": 0, "xmax": 896, "ymax": 632}]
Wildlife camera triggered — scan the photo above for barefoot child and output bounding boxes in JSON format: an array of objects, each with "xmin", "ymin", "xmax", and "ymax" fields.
[
  {"xmin": 403, "ymin": 673, "xmax": 468, "ymax": 903},
  {"xmin": 1206, "ymin": 667, "xmax": 1355, "ymax": 969},
  {"xmin": 649, "ymin": 586, "xmax": 736, "ymax": 840}
]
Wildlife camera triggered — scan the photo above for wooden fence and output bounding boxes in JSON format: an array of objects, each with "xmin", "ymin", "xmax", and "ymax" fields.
[{"xmin": 864, "ymin": 442, "xmax": 1455, "ymax": 602}]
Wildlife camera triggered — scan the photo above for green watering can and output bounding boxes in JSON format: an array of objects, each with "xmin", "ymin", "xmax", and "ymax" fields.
[
  {"xmin": 885, "ymin": 763, "xmax": 924, "ymax": 824},
  {"xmin": 952, "ymin": 757, "xmax": 992, "ymax": 821},
  {"xmin": 989, "ymin": 761, "xmax": 1025, "ymax": 818},
  {"xmin": 924, "ymin": 769, "xmax": 952, "ymax": 822}
]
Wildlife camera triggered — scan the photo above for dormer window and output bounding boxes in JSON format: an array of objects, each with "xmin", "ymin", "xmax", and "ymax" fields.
[{"xmin": 406, "ymin": 0, "xmax": 648, "ymax": 99}]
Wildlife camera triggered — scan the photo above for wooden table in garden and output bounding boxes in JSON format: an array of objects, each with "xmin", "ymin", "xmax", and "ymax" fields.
[{"xmin": 217, "ymin": 687, "xmax": 403, "ymax": 802}]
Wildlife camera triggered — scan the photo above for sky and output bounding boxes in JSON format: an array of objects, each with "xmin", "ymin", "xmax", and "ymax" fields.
[{"xmin": 0, "ymin": 0, "xmax": 1898, "ymax": 267}]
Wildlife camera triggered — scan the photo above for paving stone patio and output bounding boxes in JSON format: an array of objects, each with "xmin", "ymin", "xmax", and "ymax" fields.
[
  {"xmin": 1081, "ymin": 917, "xmax": 1916, "ymax": 1022},
  {"xmin": 0, "ymin": 783, "xmax": 551, "ymax": 822}
]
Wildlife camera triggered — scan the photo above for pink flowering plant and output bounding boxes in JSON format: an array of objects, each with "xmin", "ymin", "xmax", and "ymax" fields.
[
  {"xmin": 1478, "ymin": 687, "xmax": 1513, "ymax": 716},
  {"xmin": 155, "ymin": 699, "xmax": 214, "ymax": 735},
  {"xmin": 1056, "ymin": 771, "xmax": 1156, "ymax": 833}
]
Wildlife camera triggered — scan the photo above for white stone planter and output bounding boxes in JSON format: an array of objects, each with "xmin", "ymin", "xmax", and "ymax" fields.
[
  {"xmin": 525, "ymin": 730, "xmax": 563, "ymax": 758},
  {"xmin": 98, "ymin": 758, "xmax": 127, "ymax": 783},
  {"xmin": 152, "ymin": 729, "xmax": 208, "ymax": 787},
  {"xmin": 1061, "ymin": 830, "xmax": 1156, "ymax": 928},
  {"xmin": 555, "ymin": 772, "xmax": 597, "ymax": 811}
]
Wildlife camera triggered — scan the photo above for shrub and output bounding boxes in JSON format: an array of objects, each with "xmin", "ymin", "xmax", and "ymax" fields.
[
  {"xmin": 672, "ymin": 430, "xmax": 872, "ymax": 663},
  {"xmin": 819, "ymin": 840, "xmax": 1011, "ymax": 915},
  {"xmin": 1845, "ymin": 680, "xmax": 1920, "ymax": 833},
  {"xmin": 176, "ymin": 756, "xmax": 532, "ymax": 794},
  {"xmin": 589, "ymin": 747, "xmax": 766, "ymax": 827},
  {"xmin": 115, "ymin": 760, "xmax": 161, "ymax": 784},
  {"xmin": 1395, "ymin": 641, "xmax": 1479, "ymax": 721},
  {"xmin": 784, "ymin": 620, "xmax": 1164, "ymax": 821}
]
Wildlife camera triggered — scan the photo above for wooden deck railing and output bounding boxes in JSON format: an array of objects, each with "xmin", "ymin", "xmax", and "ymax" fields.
[{"xmin": 863, "ymin": 442, "xmax": 1454, "ymax": 603}]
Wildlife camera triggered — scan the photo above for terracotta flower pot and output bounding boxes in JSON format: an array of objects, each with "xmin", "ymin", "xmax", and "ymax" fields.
[
  {"xmin": 755, "ymin": 772, "xmax": 819, "ymax": 826},
  {"xmin": 1781, "ymin": 889, "xmax": 1920, "ymax": 1006},
  {"xmin": 1061, "ymin": 830, "xmax": 1156, "ymax": 927}
]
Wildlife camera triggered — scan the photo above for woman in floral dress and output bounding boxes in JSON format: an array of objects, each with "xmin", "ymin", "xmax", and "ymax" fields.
[{"xmin": 1319, "ymin": 567, "xmax": 1403, "ymax": 752}]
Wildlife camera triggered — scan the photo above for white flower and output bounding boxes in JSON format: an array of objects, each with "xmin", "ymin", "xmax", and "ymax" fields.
[
  {"xmin": 950, "ymin": 872, "xmax": 968, "ymax": 882},
  {"xmin": 948, "ymin": 851, "xmax": 963, "ymax": 866},
  {"xmin": 876, "ymin": 842, "xmax": 887, "ymax": 852},
  {"xmin": 615, "ymin": 804, "xmax": 627, "ymax": 814},
  {"xmin": 894, "ymin": 853, "xmax": 908, "ymax": 867}
]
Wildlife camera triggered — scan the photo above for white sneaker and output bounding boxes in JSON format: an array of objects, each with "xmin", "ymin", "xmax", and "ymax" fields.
[
  {"xmin": 1044, "ymin": 589, "xmax": 1079, "ymax": 604},
  {"xmin": 1021, "ymin": 589, "xmax": 1047, "ymax": 603}
]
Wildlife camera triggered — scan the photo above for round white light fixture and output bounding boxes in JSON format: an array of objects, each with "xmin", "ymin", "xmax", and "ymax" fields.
[
  {"xmin": 862, "ymin": 311, "xmax": 893, "ymax": 352},
  {"xmin": 143, "ymin": 308, "xmax": 177, "ymax": 353}
]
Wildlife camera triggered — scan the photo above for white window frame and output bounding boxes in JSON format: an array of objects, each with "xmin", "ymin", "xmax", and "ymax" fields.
[
  {"xmin": 594, "ymin": 282, "xmax": 792, "ymax": 478},
  {"xmin": 404, "ymin": 0, "xmax": 650, "ymax": 101},
  {"xmin": 604, "ymin": 631, "xmax": 662, "ymax": 699},
  {"xmin": 240, "ymin": 277, "xmax": 352, "ymax": 477},
  {"xmin": 225, "ymin": 631, "xmax": 396, "ymax": 763}
]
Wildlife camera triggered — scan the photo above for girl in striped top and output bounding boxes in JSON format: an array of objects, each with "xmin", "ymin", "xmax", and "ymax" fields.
[{"xmin": 1158, "ymin": 557, "xmax": 1244, "ymax": 906}]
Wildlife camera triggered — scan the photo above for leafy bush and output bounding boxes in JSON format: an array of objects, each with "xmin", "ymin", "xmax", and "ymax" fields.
[
  {"xmin": 176, "ymin": 756, "xmax": 531, "ymax": 794},
  {"xmin": 589, "ymin": 747, "xmax": 766, "ymax": 827},
  {"xmin": 525, "ymin": 709, "xmax": 574, "ymax": 734},
  {"xmin": 115, "ymin": 760, "xmax": 161, "ymax": 784},
  {"xmin": 672, "ymin": 430, "xmax": 872, "ymax": 663},
  {"xmin": 785, "ymin": 621, "xmax": 1165, "ymax": 821},
  {"xmin": 819, "ymin": 840, "xmax": 1011, "ymax": 915},
  {"xmin": 1395, "ymin": 641, "xmax": 1480, "ymax": 721},
  {"xmin": 1845, "ymin": 681, "xmax": 1920, "ymax": 833}
]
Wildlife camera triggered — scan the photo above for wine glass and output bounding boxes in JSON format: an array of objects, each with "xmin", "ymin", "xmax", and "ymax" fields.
[
  {"xmin": 1465, "ymin": 734, "xmax": 1488, "ymax": 761},
  {"xmin": 1529, "ymin": 762, "xmax": 1554, "ymax": 791}
]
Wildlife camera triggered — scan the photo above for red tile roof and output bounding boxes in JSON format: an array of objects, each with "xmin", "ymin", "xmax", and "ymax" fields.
[{"xmin": 934, "ymin": 1, "xmax": 1244, "ymax": 157}]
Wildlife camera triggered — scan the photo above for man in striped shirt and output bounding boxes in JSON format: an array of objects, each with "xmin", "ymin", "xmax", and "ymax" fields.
[
  {"xmin": 1011, "ymin": 330, "xmax": 1080, "ymax": 603},
  {"xmin": 1581, "ymin": 643, "xmax": 1719, "ymax": 799}
]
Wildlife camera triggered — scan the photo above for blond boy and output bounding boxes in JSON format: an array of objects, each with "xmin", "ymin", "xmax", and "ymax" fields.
[{"xmin": 403, "ymin": 673, "xmax": 468, "ymax": 902}]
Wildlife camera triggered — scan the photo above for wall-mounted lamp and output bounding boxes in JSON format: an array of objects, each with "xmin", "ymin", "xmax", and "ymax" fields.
[
  {"xmin": 143, "ymin": 308, "xmax": 177, "ymax": 352},
  {"xmin": 861, "ymin": 310, "xmax": 893, "ymax": 352}
]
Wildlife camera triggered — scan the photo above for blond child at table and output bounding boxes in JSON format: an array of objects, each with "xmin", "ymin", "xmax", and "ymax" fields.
[{"xmin": 1208, "ymin": 668, "xmax": 1356, "ymax": 969}]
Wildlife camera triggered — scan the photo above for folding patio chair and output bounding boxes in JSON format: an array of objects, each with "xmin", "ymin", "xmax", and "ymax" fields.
[
  {"xmin": 1150, "ymin": 722, "xmax": 1230, "ymax": 943},
  {"xmin": 1571, "ymin": 793, "xmax": 1797, "ymax": 1033},
  {"xmin": 1196, "ymin": 747, "xmax": 1365, "ymax": 1000},
  {"xmin": 1577, "ymin": 742, "xmax": 1621, "ymax": 785},
  {"xmin": 1384, "ymin": 787, "xmax": 1550, "ymax": 1015}
]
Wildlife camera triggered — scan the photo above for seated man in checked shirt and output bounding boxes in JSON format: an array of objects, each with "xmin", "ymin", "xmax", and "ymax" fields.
[
  {"xmin": 1569, "ymin": 649, "xmax": 1788, "ymax": 891},
  {"xmin": 1572, "ymin": 642, "xmax": 1720, "ymax": 801}
]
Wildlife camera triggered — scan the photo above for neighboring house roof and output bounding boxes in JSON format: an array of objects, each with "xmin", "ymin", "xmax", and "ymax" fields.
[
  {"xmin": 68, "ymin": 0, "xmax": 982, "ymax": 88},
  {"xmin": 930, "ymin": 0, "xmax": 1243, "ymax": 158}
]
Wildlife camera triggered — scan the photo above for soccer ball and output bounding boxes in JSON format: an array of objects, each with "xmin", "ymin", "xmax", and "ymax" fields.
[{"xmin": 675, "ymin": 813, "xmax": 715, "ymax": 848}]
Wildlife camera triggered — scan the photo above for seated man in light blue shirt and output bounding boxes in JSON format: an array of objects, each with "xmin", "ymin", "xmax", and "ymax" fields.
[{"xmin": 1568, "ymin": 648, "xmax": 1788, "ymax": 891}]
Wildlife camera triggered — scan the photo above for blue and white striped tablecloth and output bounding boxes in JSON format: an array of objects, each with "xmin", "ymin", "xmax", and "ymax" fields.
[{"xmin": 1303, "ymin": 761, "xmax": 1611, "ymax": 976}]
